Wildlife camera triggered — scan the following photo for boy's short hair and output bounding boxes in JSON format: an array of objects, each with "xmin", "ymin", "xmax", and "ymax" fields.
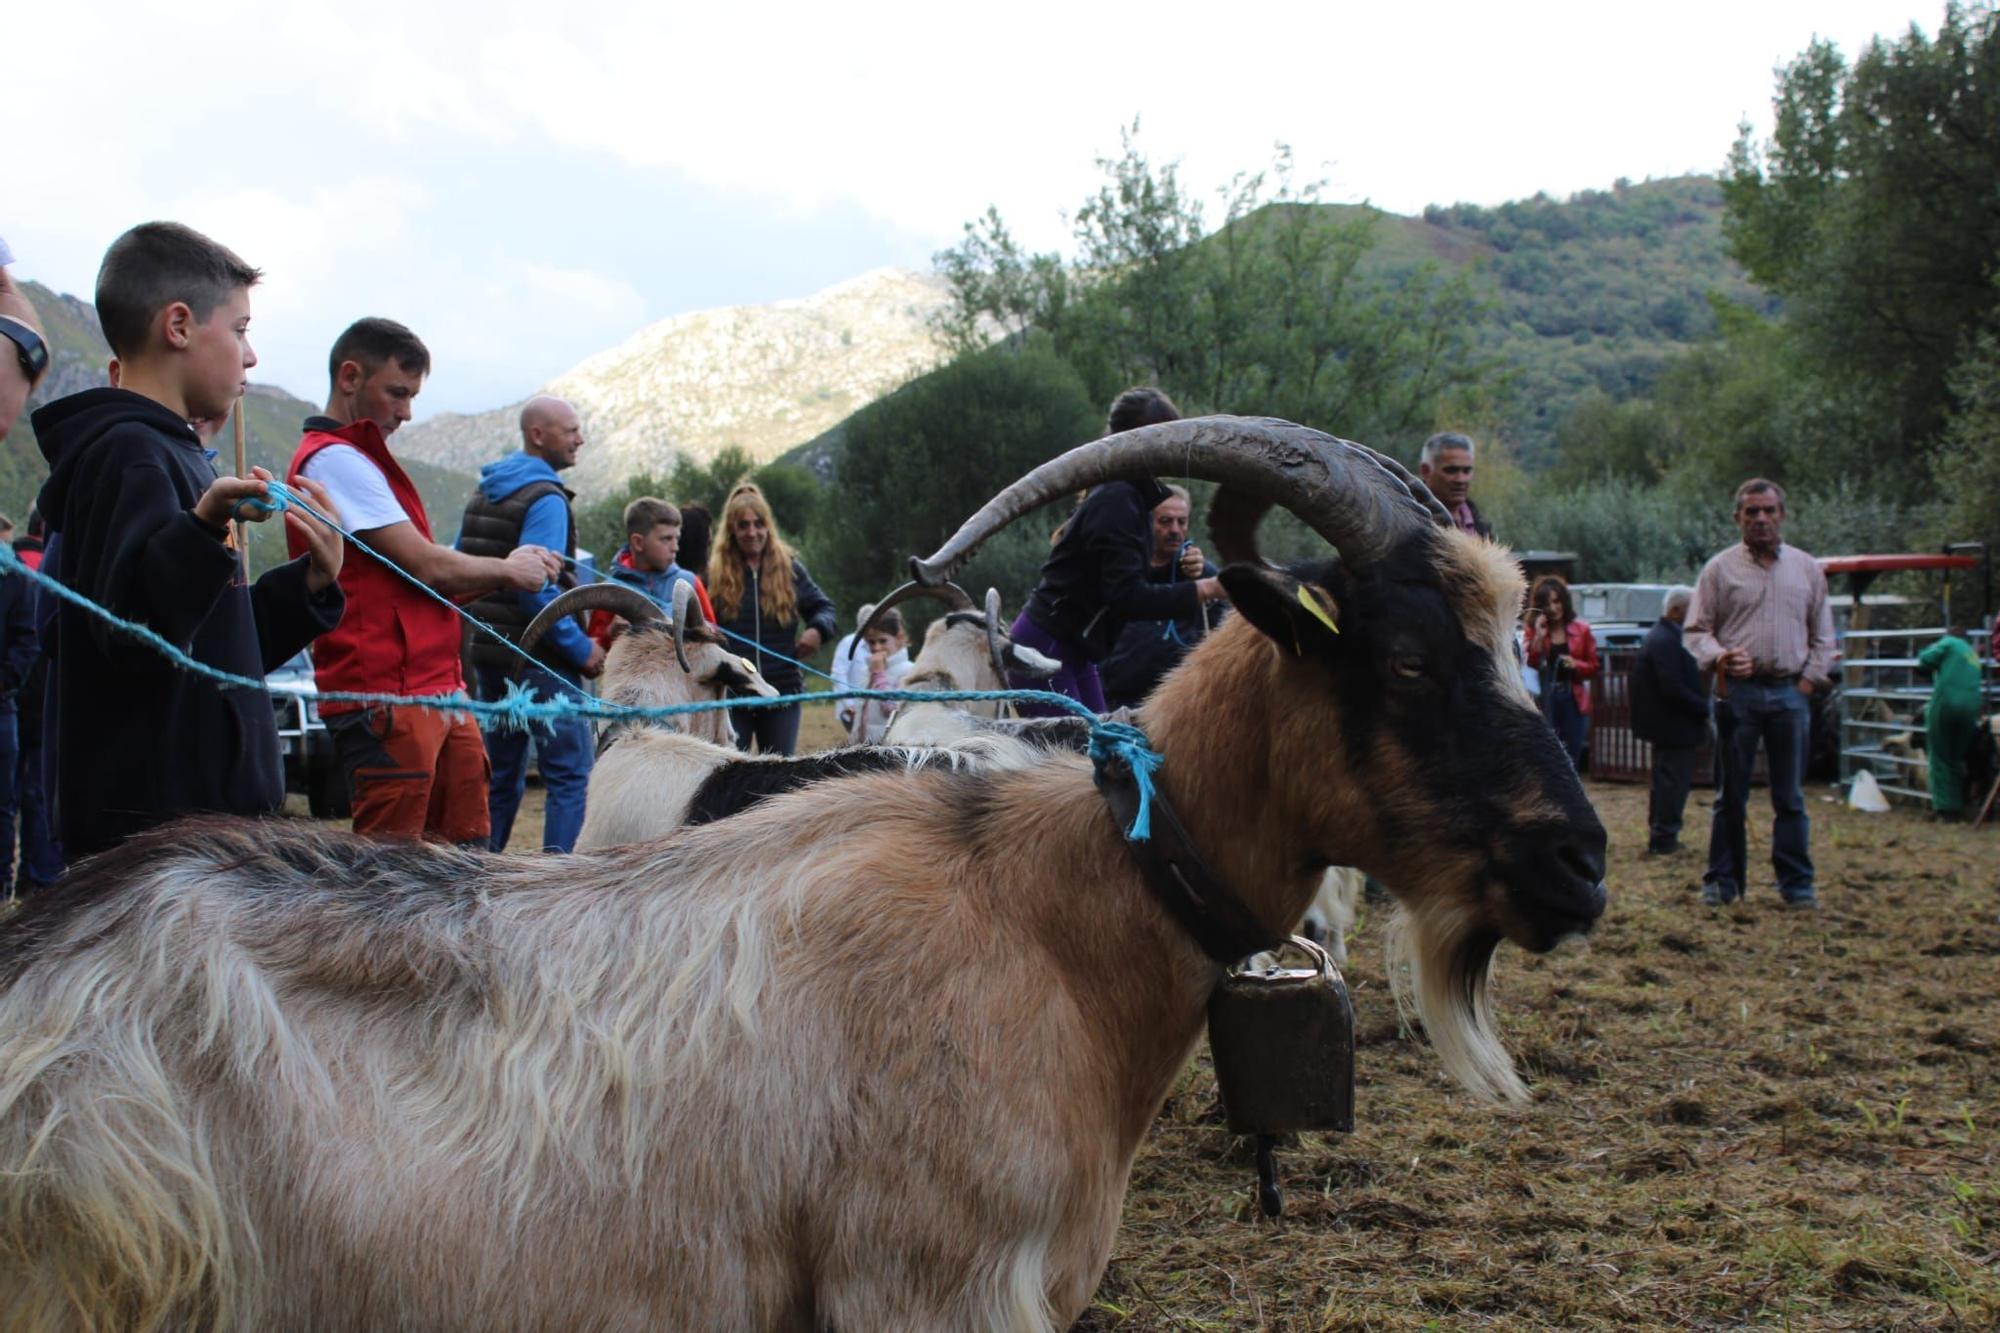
[
  {"xmin": 95, "ymin": 222, "xmax": 262, "ymax": 360},
  {"xmin": 327, "ymin": 317, "xmax": 431, "ymax": 386},
  {"xmin": 623, "ymin": 496, "xmax": 682, "ymax": 538}
]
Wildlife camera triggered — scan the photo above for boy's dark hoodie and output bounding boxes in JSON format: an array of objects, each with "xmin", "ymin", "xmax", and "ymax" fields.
[{"xmin": 32, "ymin": 388, "xmax": 343, "ymax": 858}]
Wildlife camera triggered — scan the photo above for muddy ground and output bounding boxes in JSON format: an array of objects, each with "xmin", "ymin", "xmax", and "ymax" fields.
[{"xmin": 363, "ymin": 745, "xmax": 2000, "ymax": 1329}]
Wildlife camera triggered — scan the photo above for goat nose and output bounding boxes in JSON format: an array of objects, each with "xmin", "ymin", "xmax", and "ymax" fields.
[{"xmin": 1558, "ymin": 840, "xmax": 1607, "ymax": 894}]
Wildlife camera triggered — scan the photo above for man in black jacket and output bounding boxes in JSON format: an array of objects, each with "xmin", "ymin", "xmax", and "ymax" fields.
[
  {"xmin": 1631, "ymin": 587, "xmax": 1710, "ymax": 854},
  {"xmin": 1100, "ymin": 485, "xmax": 1220, "ymax": 709}
]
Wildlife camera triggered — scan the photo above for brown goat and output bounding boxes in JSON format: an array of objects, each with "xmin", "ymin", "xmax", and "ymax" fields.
[{"xmin": 0, "ymin": 417, "xmax": 1605, "ymax": 1330}]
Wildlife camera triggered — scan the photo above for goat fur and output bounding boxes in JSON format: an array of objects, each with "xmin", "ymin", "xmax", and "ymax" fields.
[{"xmin": 0, "ymin": 528, "xmax": 1601, "ymax": 1329}]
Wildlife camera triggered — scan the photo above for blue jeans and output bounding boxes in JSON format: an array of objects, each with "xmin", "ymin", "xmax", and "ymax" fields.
[
  {"xmin": 16, "ymin": 711, "xmax": 61, "ymax": 887},
  {"xmin": 475, "ymin": 664, "xmax": 594, "ymax": 853},
  {"xmin": 1543, "ymin": 682, "xmax": 1589, "ymax": 770},
  {"xmin": 0, "ymin": 711, "xmax": 16, "ymax": 894},
  {"xmin": 1705, "ymin": 679, "xmax": 1814, "ymax": 901}
]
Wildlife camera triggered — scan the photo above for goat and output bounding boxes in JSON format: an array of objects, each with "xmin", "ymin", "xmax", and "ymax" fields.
[
  {"xmin": 1299, "ymin": 865, "xmax": 1366, "ymax": 965},
  {"xmin": 517, "ymin": 578, "xmax": 778, "ymax": 751},
  {"xmin": 0, "ymin": 416, "xmax": 1606, "ymax": 1331}
]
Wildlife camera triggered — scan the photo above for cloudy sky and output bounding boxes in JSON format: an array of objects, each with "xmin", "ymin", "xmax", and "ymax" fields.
[{"xmin": 7, "ymin": 0, "xmax": 1943, "ymax": 417}]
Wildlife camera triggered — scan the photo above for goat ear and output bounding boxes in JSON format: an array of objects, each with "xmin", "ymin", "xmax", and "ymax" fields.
[{"xmin": 1219, "ymin": 564, "xmax": 1343, "ymax": 660}]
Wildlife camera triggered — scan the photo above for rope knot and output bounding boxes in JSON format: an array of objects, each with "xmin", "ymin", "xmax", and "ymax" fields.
[{"xmin": 1088, "ymin": 719, "xmax": 1165, "ymax": 842}]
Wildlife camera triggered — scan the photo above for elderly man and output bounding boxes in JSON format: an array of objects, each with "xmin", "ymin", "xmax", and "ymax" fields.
[
  {"xmin": 459, "ymin": 396, "xmax": 604, "ymax": 853},
  {"xmin": 1418, "ymin": 431, "xmax": 1491, "ymax": 540},
  {"xmin": 1100, "ymin": 484, "xmax": 1219, "ymax": 709},
  {"xmin": 1631, "ymin": 586, "xmax": 1710, "ymax": 855},
  {"xmin": 1684, "ymin": 480, "xmax": 1835, "ymax": 909}
]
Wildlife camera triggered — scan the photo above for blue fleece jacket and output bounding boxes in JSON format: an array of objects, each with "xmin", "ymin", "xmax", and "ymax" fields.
[
  {"xmin": 466, "ymin": 452, "xmax": 592, "ymax": 671},
  {"xmin": 607, "ymin": 548, "xmax": 699, "ymax": 609}
]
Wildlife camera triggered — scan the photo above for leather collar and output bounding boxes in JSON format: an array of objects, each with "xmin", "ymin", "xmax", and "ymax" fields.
[{"xmin": 1093, "ymin": 750, "xmax": 1283, "ymax": 964}]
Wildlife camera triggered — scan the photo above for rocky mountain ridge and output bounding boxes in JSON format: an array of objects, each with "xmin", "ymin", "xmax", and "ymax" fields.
[{"xmin": 393, "ymin": 267, "xmax": 955, "ymax": 500}]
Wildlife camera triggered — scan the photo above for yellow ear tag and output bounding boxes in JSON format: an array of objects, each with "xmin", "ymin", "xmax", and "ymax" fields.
[{"xmin": 1296, "ymin": 584, "xmax": 1341, "ymax": 637}]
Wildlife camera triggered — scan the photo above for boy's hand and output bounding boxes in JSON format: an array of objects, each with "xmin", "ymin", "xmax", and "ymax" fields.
[
  {"xmin": 282, "ymin": 474, "xmax": 346, "ymax": 593},
  {"xmin": 502, "ymin": 545, "xmax": 561, "ymax": 591},
  {"xmin": 194, "ymin": 467, "xmax": 278, "ymax": 531}
]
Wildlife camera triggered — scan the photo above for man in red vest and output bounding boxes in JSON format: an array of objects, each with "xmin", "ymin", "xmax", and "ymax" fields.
[{"xmin": 287, "ymin": 318, "xmax": 558, "ymax": 844}]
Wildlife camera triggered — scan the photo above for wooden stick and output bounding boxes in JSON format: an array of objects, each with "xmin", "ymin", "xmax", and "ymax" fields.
[{"xmin": 232, "ymin": 399, "xmax": 249, "ymax": 576}]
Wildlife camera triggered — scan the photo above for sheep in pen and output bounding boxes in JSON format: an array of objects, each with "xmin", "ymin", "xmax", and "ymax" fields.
[{"xmin": 0, "ymin": 417, "xmax": 1607, "ymax": 1331}]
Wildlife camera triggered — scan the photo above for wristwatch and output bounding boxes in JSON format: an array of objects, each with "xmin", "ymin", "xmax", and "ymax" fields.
[{"xmin": 0, "ymin": 315, "xmax": 48, "ymax": 384}]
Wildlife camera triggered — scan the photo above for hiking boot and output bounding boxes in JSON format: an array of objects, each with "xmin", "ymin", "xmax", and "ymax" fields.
[
  {"xmin": 1700, "ymin": 881, "xmax": 1739, "ymax": 907},
  {"xmin": 1646, "ymin": 840, "xmax": 1681, "ymax": 856},
  {"xmin": 1783, "ymin": 893, "xmax": 1820, "ymax": 911}
]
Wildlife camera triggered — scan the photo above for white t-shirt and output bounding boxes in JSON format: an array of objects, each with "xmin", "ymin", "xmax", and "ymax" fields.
[{"xmin": 300, "ymin": 444, "xmax": 411, "ymax": 533}]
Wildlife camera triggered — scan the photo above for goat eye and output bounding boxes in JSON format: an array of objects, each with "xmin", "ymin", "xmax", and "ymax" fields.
[
  {"xmin": 740, "ymin": 657, "xmax": 757, "ymax": 675},
  {"xmin": 1392, "ymin": 654, "xmax": 1427, "ymax": 680}
]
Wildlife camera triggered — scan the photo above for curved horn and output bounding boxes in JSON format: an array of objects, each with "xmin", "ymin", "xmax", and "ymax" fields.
[
  {"xmin": 851, "ymin": 579, "xmax": 977, "ymax": 658},
  {"xmin": 1210, "ymin": 439, "xmax": 1453, "ymax": 566},
  {"xmin": 982, "ymin": 587, "xmax": 1011, "ymax": 688},
  {"xmin": 519, "ymin": 584, "xmax": 665, "ymax": 660},
  {"xmin": 909, "ymin": 416, "xmax": 1447, "ymax": 586},
  {"xmin": 671, "ymin": 579, "xmax": 703, "ymax": 673}
]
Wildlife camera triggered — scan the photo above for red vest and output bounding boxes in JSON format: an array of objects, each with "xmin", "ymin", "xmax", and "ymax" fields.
[{"xmin": 286, "ymin": 421, "xmax": 464, "ymax": 714}]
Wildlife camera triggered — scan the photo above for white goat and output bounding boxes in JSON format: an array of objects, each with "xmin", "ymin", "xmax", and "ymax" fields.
[{"xmin": 0, "ymin": 417, "xmax": 1608, "ymax": 1331}]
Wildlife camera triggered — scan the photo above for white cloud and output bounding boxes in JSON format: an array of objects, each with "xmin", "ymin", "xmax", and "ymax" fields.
[{"xmin": 3, "ymin": 0, "xmax": 1949, "ymax": 413}]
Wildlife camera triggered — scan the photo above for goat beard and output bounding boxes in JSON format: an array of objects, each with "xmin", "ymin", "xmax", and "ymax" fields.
[{"xmin": 1386, "ymin": 898, "xmax": 1525, "ymax": 1103}]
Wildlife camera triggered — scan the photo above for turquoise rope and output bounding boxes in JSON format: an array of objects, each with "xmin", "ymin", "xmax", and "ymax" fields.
[
  {"xmin": 0, "ymin": 542, "xmax": 1163, "ymax": 841},
  {"xmin": 259, "ymin": 480, "xmax": 595, "ymax": 702}
]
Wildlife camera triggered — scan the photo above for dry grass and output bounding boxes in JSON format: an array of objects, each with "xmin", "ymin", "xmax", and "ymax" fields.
[{"xmin": 1083, "ymin": 782, "xmax": 2000, "ymax": 1331}]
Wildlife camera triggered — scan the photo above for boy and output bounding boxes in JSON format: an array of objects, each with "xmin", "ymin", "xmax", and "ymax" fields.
[
  {"xmin": 587, "ymin": 497, "xmax": 713, "ymax": 648},
  {"xmin": 29, "ymin": 222, "xmax": 346, "ymax": 859}
]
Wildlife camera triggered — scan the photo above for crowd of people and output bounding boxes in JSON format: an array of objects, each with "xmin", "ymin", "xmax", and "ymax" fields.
[
  {"xmin": 0, "ymin": 221, "xmax": 1989, "ymax": 892},
  {"xmin": 0, "ymin": 221, "xmax": 849, "ymax": 869}
]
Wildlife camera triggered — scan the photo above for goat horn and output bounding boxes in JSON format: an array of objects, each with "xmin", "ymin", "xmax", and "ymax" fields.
[
  {"xmin": 519, "ymin": 584, "xmax": 664, "ymax": 660},
  {"xmin": 909, "ymin": 415, "xmax": 1448, "ymax": 585},
  {"xmin": 851, "ymin": 579, "xmax": 977, "ymax": 658},
  {"xmin": 983, "ymin": 587, "xmax": 1011, "ymax": 689},
  {"xmin": 671, "ymin": 579, "xmax": 703, "ymax": 674}
]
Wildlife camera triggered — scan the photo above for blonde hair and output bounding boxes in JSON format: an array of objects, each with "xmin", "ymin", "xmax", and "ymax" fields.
[{"xmin": 709, "ymin": 482, "xmax": 799, "ymax": 624}]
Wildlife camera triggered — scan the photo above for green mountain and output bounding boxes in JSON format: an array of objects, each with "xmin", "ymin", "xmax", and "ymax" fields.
[
  {"xmin": 2, "ymin": 281, "xmax": 480, "ymax": 568},
  {"xmin": 1408, "ymin": 175, "xmax": 1774, "ymax": 457},
  {"xmin": 785, "ymin": 175, "xmax": 1769, "ymax": 477}
]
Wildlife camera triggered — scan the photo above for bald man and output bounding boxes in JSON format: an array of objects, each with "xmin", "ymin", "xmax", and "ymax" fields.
[{"xmin": 459, "ymin": 395, "xmax": 603, "ymax": 852}]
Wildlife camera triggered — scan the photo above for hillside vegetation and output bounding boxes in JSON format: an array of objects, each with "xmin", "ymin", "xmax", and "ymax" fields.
[{"xmin": 790, "ymin": 18, "xmax": 1999, "ymax": 614}]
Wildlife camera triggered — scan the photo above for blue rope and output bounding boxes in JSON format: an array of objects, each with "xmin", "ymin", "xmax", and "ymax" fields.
[
  {"xmin": 0, "ymin": 542, "xmax": 1166, "ymax": 841},
  {"xmin": 262, "ymin": 480, "xmax": 595, "ymax": 702}
]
